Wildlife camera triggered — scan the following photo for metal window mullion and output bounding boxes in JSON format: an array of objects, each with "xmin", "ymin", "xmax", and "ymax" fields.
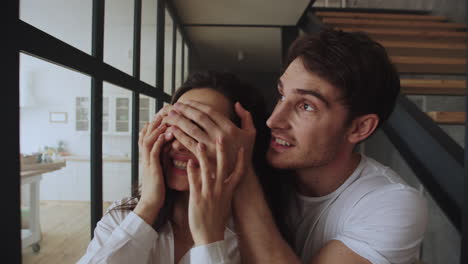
[
  {"xmin": 186, "ymin": 47, "xmax": 190, "ymax": 76},
  {"xmin": 181, "ymin": 35, "xmax": 185, "ymax": 84},
  {"xmin": 17, "ymin": 21, "xmax": 169, "ymax": 101},
  {"xmin": 171, "ymin": 22, "xmax": 176, "ymax": 95},
  {"xmin": 155, "ymin": 0, "xmax": 165, "ymax": 112},
  {"xmin": 165, "ymin": 0, "xmax": 192, "ymax": 50},
  {"xmin": 5, "ymin": 0, "xmax": 21, "ymax": 261},
  {"xmin": 461, "ymin": 3, "xmax": 468, "ymax": 263},
  {"xmin": 90, "ymin": 0, "xmax": 105, "ymax": 236},
  {"xmin": 131, "ymin": 0, "xmax": 142, "ymax": 196}
]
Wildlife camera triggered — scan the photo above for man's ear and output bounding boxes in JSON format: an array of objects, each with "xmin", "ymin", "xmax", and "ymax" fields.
[{"xmin": 347, "ymin": 114, "xmax": 379, "ymax": 144}]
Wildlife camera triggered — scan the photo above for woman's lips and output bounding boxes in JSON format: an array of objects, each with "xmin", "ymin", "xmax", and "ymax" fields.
[{"xmin": 169, "ymin": 153, "xmax": 199, "ymax": 174}]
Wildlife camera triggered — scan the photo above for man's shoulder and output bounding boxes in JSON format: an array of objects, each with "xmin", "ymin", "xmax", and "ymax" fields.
[
  {"xmin": 358, "ymin": 155, "xmax": 406, "ymax": 185},
  {"xmin": 338, "ymin": 155, "xmax": 425, "ymax": 212}
]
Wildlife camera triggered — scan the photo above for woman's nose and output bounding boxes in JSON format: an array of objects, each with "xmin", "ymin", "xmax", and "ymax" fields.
[{"xmin": 171, "ymin": 139, "xmax": 188, "ymax": 152}]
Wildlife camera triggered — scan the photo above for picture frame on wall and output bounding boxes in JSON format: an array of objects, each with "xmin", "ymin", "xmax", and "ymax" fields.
[{"xmin": 49, "ymin": 112, "xmax": 68, "ymax": 124}]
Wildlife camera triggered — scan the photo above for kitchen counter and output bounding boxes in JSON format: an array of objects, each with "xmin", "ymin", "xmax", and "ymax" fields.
[{"xmin": 65, "ymin": 155, "xmax": 132, "ymax": 163}]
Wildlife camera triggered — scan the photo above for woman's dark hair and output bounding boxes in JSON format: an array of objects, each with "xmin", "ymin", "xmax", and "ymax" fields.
[
  {"xmin": 285, "ymin": 28, "xmax": 400, "ymax": 128},
  {"xmin": 112, "ymin": 70, "xmax": 270, "ymax": 232}
]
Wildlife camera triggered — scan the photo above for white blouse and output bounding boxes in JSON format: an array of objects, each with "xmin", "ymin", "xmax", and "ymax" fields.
[{"xmin": 77, "ymin": 200, "xmax": 240, "ymax": 264}]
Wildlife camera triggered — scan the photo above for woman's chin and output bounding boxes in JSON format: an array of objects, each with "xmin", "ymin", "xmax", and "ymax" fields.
[{"xmin": 166, "ymin": 176, "xmax": 189, "ymax": 191}]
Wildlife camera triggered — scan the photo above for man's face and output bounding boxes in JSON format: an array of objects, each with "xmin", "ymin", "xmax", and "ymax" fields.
[{"xmin": 266, "ymin": 58, "xmax": 351, "ymax": 171}]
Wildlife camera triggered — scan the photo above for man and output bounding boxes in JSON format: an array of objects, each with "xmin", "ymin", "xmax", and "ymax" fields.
[{"xmin": 162, "ymin": 29, "xmax": 428, "ymax": 264}]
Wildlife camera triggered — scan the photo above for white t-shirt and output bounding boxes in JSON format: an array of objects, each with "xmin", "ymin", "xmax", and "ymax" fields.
[
  {"xmin": 77, "ymin": 199, "xmax": 239, "ymax": 264},
  {"xmin": 288, "ymin": 155, "xmax": 428, "ymax": 264}
]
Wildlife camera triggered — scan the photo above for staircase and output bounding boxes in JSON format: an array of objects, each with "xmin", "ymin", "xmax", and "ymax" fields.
[{"xmin": 311, "ymin": 8, "xmax": 467, "ymax": 131}]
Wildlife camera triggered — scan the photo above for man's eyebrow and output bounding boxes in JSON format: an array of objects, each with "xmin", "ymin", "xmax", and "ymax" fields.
[{"xmin": 294, "ymin": 88, "xmax": 331, "ymax": 108}]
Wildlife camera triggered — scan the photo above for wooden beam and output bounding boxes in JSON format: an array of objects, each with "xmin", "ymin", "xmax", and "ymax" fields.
[
  {"xmin": 427, "ymin": 112, "xmax": 466, "ymax": 125},
  {"xmin": 323, "ymin": 18, "xmax": 466, "ymax": 30},
  {"xmin": 401, "ymin": 79, "xmax": 467, "ymax": 95},
  {"xmin": 315, "ymin": 11, "xmax": 446, "ymax": 21}
]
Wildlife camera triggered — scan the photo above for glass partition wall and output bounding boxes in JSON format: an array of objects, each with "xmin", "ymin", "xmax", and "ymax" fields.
[{"xmin": 10, "ymin": 0, "xmax": 190, "ymax": 262}]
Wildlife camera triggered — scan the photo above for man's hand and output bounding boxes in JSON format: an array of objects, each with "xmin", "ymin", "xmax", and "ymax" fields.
[{"xmin": 163, "ymin": 100, "xmax": 256, "ymax": 174}]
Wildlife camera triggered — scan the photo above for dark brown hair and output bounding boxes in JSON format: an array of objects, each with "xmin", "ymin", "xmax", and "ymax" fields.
[
  {"xmin": 285, "ymin": 28, "xmax": 400, "ymax": 128},
  {"xmin": 112, "ymin": 71, "xmax": 269, "ymax": 232}
]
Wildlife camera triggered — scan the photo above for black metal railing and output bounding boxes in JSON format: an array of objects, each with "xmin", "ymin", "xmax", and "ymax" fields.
[{"xmin": 383, "ymin": 95, "xmax": 464, "ymax": 231}]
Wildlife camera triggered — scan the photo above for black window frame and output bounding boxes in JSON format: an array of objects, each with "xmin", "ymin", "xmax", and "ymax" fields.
[{"xmin": 5, "ymin": 0, "xmax": 191, "ymax": 261}]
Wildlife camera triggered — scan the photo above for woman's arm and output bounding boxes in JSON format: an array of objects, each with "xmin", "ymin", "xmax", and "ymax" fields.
[
  {"xmin": 79, "ymin": 112, "xmax": 170, "ymax": 263},
  {"xmin": 77, "ymin": 205, "xmax": 158, "ymax": 264}
]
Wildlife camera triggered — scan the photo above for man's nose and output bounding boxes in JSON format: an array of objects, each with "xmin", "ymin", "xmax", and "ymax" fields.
[{"xmin": 266, "ymin": 103, "xmax": 290, "ymax": 129}]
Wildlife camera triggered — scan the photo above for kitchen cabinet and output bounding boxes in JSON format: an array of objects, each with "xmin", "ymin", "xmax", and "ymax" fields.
[{"xmin": 75, "ymin": 96, "xmax": 155, "ymax": 135}]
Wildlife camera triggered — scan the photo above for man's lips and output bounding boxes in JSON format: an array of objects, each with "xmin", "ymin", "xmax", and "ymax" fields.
[{"xmin": 270, "ymin": 135, "xmax": 294, "ymax": 151}]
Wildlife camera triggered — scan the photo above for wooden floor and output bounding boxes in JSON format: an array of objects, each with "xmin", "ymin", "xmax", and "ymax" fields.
[{"xmin": 22, "ymin": 200, "xmax": 111, "ymax": 264}]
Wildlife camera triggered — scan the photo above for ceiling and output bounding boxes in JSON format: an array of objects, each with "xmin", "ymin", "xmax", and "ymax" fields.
[{"xmin": 172, "ymin": 0, "xmax": 311, "ymax": 72}]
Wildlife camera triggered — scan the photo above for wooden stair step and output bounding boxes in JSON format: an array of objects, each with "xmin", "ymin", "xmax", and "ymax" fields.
[
  {"xmin": 391, "ymin": 56, "xmax": 466, "ymax": 74},
  {"xmin": 400, "ymin": 79, "xmax": 467, "ymax": 95},
  {"xmin": 380, "ymin": 41, "xmax": 466, "ymax": 50},
  {"xmin": 323, "ymin": 18, "xmax": 466, "ymax": 30},
  {"xmin": 379, "ymin": 40, "xmax": 466, "ymax": 58},
  {"xmin": 426, "ymin": 111, "xmax": 466, "ymax": 124},
  {"xmin": 336, "ymin": 27, "xmax": 467, "ymax": 43},
  {"xmin": 315, "ymin": 11, "xmax": 446, "ymax": 21}
]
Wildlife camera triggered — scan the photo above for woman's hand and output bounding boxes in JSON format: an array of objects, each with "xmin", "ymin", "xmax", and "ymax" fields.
[
  {"xmin": 134, "ymin": 114, "xmax": 168, "ymax": 225},
  {"xmin": 187, "ymin": 138, "xmax": 245, "ymax": 246},
  {"xmin": 164, "ymin": 101, "xmax": 256, "ymax": 174}
]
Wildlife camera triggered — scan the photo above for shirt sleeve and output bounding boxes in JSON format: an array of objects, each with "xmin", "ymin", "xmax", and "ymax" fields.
[
  {"xmin": 333, "ymin": 185, "xmax": 428, "ymax": 264},
  {"xmin": 189, "ymin": 229, "xmax": 240, "ymax": 264},
  {"xmin": 77, "ymin": 206, "xmax": 158, "ymax": 264}
]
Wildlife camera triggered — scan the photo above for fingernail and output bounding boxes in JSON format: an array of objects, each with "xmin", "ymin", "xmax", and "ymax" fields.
[
  {"xmin": 165, "ymin": 132, "xmax": 173, "ymax": 140},
  {"xmin": 169, "ymin": 110, "xmax": 178, "ymax": 116}
]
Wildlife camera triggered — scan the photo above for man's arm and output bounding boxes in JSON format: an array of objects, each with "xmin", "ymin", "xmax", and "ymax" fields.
[
  {"xmin": 233, "ymin": 167, "xmax": 301, "ymax": 264},
  {"xmin": 233, "ymin": 168, "xmax": 371, "ymax": 264},
  {"xmin": 308, "ymin": 240, "xmax": 371, "ymax": 264}
]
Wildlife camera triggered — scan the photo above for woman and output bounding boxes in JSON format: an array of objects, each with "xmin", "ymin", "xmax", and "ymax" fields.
[{"xmin": 77, "ymin": 71, "xmax": 268, "ymax": 264}]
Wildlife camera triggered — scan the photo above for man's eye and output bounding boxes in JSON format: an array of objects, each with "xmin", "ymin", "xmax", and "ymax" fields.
[{"xmin": 303, "ymin": 103, "xmax": 314, "ymax": 112}]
